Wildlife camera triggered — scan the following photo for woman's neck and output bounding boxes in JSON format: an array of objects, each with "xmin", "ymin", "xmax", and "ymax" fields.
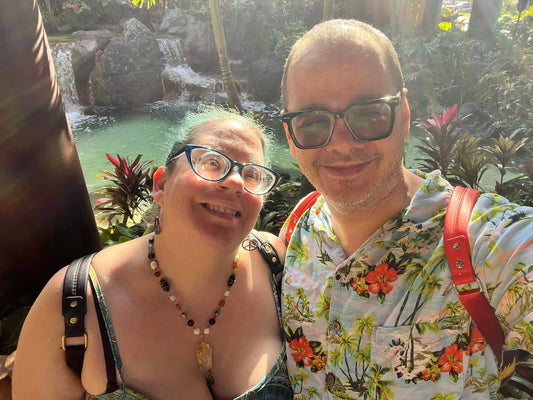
[{"xmin": 149, "ymin": 230, "xmax": 241, "ymax": 291}]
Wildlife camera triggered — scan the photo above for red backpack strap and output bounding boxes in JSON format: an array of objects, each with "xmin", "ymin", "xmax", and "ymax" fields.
[
  {"xmin": 284, "ymin": 191, "xmax": 321, "ymax": 245},
  {"xmin": 443, "ymin": 186, "xmax": 504, "ymax": 367}
]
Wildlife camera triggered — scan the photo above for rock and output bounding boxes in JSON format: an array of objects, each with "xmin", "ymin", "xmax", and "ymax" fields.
[
  {"xmin": 71, "ymin": 29, "xmax": 131, "ymax": 105},
  {"xmin": 245, "ymin": 58, "xmax": 283, "ymax": 103},
  {"xmin": 89, "ymin": 18, "xmax": 164, "ymax": 108},
  {"xmin": 159, "ymin": 8, "xmax": 217, "ymax": 73},
  {"xmin": 159, "ymin": 8, "xmax": 188, "ymax": 34},
  {"xmin": 71, "ymin": 29, "xmax": 114, "ymax": 43}
]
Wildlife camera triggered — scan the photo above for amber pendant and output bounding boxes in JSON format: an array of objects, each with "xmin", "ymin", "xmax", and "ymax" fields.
[{"xmin": 196, "ymin": 339, "xmax": 215, "ymax": 385}]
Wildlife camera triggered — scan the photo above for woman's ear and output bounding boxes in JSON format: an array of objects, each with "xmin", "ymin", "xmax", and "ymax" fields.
[{"xmin": 152, "ymin": 167, "xmax": 167, "ymax": 206}]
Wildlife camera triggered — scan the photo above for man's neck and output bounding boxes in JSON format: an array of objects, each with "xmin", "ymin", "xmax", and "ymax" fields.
[{"xmin": 329, "ymin": 169, "xmax": 425, "ymax": 256}]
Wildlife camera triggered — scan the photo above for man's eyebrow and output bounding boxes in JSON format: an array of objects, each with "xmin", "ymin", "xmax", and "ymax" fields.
[{"xmin": 293, "ymin": 94, "xmax": 390, "ymax": 113}]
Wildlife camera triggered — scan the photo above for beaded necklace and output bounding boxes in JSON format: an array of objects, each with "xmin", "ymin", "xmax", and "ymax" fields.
[{"xmin": 148, "ymin": 235, "xmax": 239, "ymax": 387}]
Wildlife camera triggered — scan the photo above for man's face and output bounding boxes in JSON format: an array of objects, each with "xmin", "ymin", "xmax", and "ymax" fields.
[{"xmin": 283, "ymin": 46, "xmax": 410, "ymax": 214}]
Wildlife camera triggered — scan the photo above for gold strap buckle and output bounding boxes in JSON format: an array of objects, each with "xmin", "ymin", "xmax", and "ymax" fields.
[{"xmin": 61, "ymin": 333, "xmax": 88, "ymax": 350}]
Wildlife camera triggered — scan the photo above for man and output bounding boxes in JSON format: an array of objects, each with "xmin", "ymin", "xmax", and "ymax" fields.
[{"xmin": 279, "ymin": 19, "xmax": 532, "ymax": 399}]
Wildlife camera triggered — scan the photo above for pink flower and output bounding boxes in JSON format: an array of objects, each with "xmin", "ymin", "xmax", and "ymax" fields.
[
  {"xmin": 71, "ymin": 4, "xmax": 79, "ymax": 9},
  {"xmin": 95, "ymin": 198, "xmax": 112, "ymax": 206},
  {"xmin": 422, "ymin": 104, "xmax": 458, "ymax": 130}
]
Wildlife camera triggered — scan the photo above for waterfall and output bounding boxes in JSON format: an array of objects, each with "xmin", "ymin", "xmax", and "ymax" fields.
[
  {"xmin": 158, "ymin": 38, "xmax": 183, "ymax": 68},
  {"xmin": 50, "ymin": 42, "xmax": 80, "ymax": 113}
]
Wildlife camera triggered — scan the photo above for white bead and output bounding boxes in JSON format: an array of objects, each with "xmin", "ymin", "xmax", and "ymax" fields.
[
  {"xmin": 193, "ymin": 328, "xmax": 200, "ymax": 335},
  {"xmin": 224, "ymin": 290, "xmax": 230, "ymax": 297},
  {"xmin": 150, "ymin": 261, "xmax": 158, "ymax": 270},
  {"xmin": 169, "ymin": 295, "xmax": 176, "ymax": 303},
  {"xmin": 204, "ymin": 328, "xmax": 210, "ymax": 335}
]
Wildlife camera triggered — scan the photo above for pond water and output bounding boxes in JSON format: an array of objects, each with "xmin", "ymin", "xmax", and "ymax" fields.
[{"xmin": 70, "ymin": 109, "xmax": 295, "ymax": 200}]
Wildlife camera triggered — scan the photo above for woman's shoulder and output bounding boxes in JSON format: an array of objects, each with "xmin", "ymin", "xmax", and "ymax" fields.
[{"xmin": 252, "ymin": 230, "xmax": 286, "ymax": 261}]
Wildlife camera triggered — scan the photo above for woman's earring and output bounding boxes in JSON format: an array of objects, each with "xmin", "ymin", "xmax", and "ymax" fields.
[{"xmin": 154, "ymin": 216, "xmax": 161, "ymax": 234}]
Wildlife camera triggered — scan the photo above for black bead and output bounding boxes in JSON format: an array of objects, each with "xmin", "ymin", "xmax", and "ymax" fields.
[
  {"xmin": 187, "ymin": 319, "xmax": 194, "ymax": 326},
  {"xmin": 209, "ymin": 318, "xmax": 216, "ymax": 325},
  {"xmin": 227, "ymin": 273, "xmax": 236, "ymax": 287},
  {"xmin": 214, "ymin": 308, "xmax": 221, "ymax": 316},
  {"xmin": 160, "ymin": 279, "xmax": 170, "ymax": 292}
]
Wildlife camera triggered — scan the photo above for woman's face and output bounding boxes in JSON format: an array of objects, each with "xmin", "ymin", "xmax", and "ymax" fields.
[{"xmin": 153, "ymin": 119, "xmax": 265, "ymax": 248}]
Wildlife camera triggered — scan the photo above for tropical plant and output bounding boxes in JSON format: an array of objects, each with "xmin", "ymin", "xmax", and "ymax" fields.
[
  {"xmin": 449, "ymin": 134, "xmax": 489, "ymax": 190},
  {"xmin": 415, "ymin": 104, "xmax": 462, "ymax": 178},
  {"xmin": 256, "ymin": 179, "xmax": 302, "ymax": 235},
  {"xmin": 94, "ymin": 153, "xmax": 156, "ymax": 227},
  {"xmin": 484, "ymin": 134, "xmax": 528, "ymax": 187}
]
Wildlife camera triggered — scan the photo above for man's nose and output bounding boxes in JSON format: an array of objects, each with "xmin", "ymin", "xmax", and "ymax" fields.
[{"xmin": 328, "ymin": 117, "xmax": 358, "ymax": 148}]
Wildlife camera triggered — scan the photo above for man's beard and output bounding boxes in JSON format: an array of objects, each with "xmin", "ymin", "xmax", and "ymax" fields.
[{"xmin": 316, "ymin": 149, "xmax": 405, "ymax": 216}]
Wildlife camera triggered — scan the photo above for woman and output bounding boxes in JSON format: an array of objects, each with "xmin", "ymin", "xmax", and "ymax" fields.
[{"xmin": 13, "ymin": 108, "xmax": 293, "ymax": 399}]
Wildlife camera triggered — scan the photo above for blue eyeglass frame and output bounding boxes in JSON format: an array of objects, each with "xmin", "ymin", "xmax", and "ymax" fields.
[
  {"xmin": 281, "ymin": 92, "xmax": 402, "ymax": 149},
  {"xmin": 169, "ymin": 144, "xmax": 281, "ymax": 195}
]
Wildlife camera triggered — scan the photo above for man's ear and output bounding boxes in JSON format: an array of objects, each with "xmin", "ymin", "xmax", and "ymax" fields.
[
  {"xmin": 152, "ymin": 166, "xmax": 167, "ymax": 206},
  {"xmin": 283, "ymin": 121, "xmax": 298, "ymax": 157},
  {"xmin": 400, "ymin": 88, "xmax": 411, "ymax": 143}
]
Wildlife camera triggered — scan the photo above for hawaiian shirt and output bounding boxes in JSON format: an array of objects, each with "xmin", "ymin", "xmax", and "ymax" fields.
[{"xmin": 280, "ymin": 170, "xmax": 533, "ymax": 400}]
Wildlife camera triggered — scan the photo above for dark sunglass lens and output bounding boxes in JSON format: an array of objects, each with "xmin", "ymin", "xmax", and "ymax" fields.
[
  {"xmin": 346, "ymin": 103, "xmax": 393, "ymax": 140},
  {"xmin": 292, "ymin": 112, "xmax": 332, "ymax": 148}
]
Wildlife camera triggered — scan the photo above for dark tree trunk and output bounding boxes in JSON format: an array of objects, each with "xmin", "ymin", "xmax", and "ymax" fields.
[
  {"xmin": 0, "ymin": 0, "xmax": 101, "ymax": 308},
  {"xmin": 468, "ymin": 0, "xmax": 503, "ymax": 40},
  {"xmin": 421, "ymin": 0, "xmax": 443, "ymax": 35}
]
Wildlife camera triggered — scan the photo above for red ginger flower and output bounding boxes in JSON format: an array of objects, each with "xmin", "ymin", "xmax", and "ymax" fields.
[
  {"xmin": 366, "ymin": 263, "xmax": 398, "ymax": 295},
  {"xmin": 422, "ymin": 104, "xmax": 458, "ymax": 130}
]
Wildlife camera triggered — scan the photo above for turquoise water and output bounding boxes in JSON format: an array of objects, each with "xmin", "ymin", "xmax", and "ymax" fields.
[{"xmin": 71, "ymin": 112, "xmax": 295, "ymax": 198}]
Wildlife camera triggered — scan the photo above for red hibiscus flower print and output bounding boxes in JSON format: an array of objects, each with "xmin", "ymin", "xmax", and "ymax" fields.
[
  {"xmin": 289, "ymin": 336, "xmax": 315, "ymax": 366},
  {"xmin": 366, "ymin": 263, "xmax": 398, "ymax": 295},
  {"xmin": 438, "ymin": 344, "xmax": 463, "ymax": 374},
  {"xmin": 466, "ymin": 325, "xmax": 485, "ymax": 355}
]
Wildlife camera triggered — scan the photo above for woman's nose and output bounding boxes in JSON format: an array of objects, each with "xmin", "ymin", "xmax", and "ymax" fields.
[{"xmin": 217, "ymin": 168, "xmax": 245, "ymax": 192}]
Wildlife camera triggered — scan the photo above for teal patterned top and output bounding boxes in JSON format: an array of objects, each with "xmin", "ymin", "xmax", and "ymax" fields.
[
  {"xmin": 280, "ymin": 170, "xmax": 533, "ymax": 400},
  {"xmin": 84, "ymin": 265, "xmax": 292, "ymax": 400}
]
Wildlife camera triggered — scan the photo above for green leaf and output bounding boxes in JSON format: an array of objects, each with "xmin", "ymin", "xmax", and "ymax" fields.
[{"xmin": 0, "ymin": 307, "xmax": 31, "ymax": 354}]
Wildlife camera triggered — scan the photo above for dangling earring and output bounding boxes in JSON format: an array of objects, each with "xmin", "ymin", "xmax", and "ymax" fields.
[{"xmin": 154, "ymin": 216, "xmax": 161, "ymax": 234}]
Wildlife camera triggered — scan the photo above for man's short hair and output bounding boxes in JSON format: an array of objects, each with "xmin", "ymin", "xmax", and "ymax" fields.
[{"xmin": 281, "ymin": 19, "xmax": 405, "ymax": 110}]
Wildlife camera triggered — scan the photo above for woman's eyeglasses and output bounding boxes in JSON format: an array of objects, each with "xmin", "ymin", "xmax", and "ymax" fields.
[
  {"xmin": 281, "ymin": 93, "xmax": 401, "ymax": 149},
  {"xmin": 168, "ymin": 145, "xmax": 280, "ymax": 195}
]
